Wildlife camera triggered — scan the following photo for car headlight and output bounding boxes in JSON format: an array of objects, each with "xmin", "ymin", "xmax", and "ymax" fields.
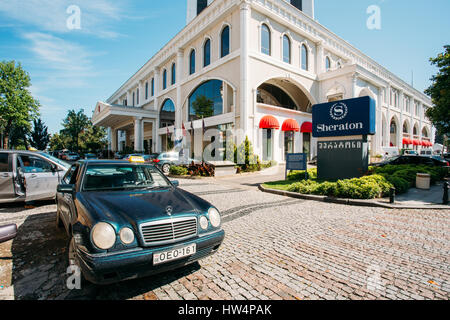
[
  {"xmin": 208, "ymin": 208, "xmax": 221, "ymax": 228},
  {"xmin": 91, "ymin": 222, "xmax": 116, "ymax": 250},
  {"xmin": 119, "ymin": 227, "xmax": 135, "ymax": 245},
  {"xmin": 199, "ymin": 216, "xmax": 209, "ymax": 230}
]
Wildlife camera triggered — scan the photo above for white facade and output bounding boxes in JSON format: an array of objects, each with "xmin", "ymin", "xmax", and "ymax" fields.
[{"xmin": 93, "ymin": 0, "xmax": 434, "ymax": 162}]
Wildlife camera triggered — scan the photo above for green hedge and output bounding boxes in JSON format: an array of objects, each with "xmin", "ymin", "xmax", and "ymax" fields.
[
  {"xmin": 281, "ymin": 164, "xmax": 447, "ymax": 200},
  {"xmin": 169, "ymin": 165, "xmax": 188, "ymax": 176}
]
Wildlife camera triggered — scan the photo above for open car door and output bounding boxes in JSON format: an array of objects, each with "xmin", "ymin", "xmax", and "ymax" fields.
[{"xmin": 17, "ymin": 154, "xmax": 60, "ymax": 202}]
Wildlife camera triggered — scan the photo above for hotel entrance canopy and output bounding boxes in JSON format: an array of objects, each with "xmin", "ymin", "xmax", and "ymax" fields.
[{"xmin": 92, "ymin": 101, "xmax": 157, "ymax": 128}]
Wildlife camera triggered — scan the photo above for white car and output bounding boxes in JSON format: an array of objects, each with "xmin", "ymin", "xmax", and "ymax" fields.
[{"xmin": 0, "ymin": 150, "xmax": 70, "ymax": 203}]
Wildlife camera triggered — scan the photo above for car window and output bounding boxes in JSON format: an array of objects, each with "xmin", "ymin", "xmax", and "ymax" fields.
[
  {"xmin": 39, "ymin": 152, "xmax": 71, "ymax": 169},
  {"xmin": 83, "ymin": 165, "xmax": 171, "ymax": 191},
  {"xmin": 63, "ymin": 165, "xmax": 78, "ymax": 184},
  {"xmin": 0, "ymin": 153, "xmax": 9, "ymax": 173},
  {"xmin": 18, "ymin": 155, "xmax": 53, "ymax": 173}
]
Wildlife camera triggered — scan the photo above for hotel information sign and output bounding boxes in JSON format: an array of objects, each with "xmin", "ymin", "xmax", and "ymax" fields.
[
  {"xmin": 312, "ymin": 96, "xmax": 376, "ymax": 138},
  {"xmin": 317, "ymin": 139, "xmax": 369, "ymax": 180}
]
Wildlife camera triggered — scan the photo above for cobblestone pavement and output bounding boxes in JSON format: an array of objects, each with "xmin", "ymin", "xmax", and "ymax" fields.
[{"xmin": 0, "ymin": 178, "xmax": 449, "ymax": 300}]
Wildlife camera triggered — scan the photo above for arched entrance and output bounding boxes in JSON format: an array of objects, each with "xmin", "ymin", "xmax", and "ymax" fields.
[
  {"xmin": 160, "ymin": 99, "xmax": 175, "ymax": 151},
  {"xmin": 390, "ymin": 117, "xmax": 399, "ymax": 147},
  {"xmin": 255, "ymin": 77, "xmax": 315, "ymax": 163}
]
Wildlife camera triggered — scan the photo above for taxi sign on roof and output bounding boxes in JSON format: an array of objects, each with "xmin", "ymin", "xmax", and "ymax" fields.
[{"xmin": 129, "ymin": 156, "xmax": 145, "ymax": 163}]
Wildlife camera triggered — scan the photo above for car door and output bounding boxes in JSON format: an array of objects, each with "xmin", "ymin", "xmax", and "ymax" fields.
[
  {"xmin": 0, "ymin": 152, "xmax": 15, "ymax": 201},
  {"xmin": 57, "ymin": 164, "xmax": 80, "ymax": 229},
  {"xmin": 18, "ymin": 154, "xmax": 60, "ymax": 201}
]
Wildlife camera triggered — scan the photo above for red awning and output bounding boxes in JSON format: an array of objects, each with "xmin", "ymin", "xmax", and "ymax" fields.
[
  {"xmin": 282, "ymin": 119, "xmax": 300, "ymax": 132},
  {"xmin": 300, "ymin": 121, "xmax": 313, "ymax": 133},
  {"xmin": 259, "ymin": 115, "xmax": 280, "ymax": 130},
  {"xmin": 402, "ymin": 138, "xmax": 412, "ymax": 145},
  {"xmin": 413, "ymin": 140, "xmax": 420, "ymax": 146}
]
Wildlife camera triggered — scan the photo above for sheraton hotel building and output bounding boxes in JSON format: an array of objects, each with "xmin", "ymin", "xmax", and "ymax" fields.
[{"xmin": 93, "ymin": 0, "xmax": 435, "ymax": 163}]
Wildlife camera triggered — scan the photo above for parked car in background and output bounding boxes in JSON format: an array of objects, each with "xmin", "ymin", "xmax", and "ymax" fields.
[
  {"xmin": 114, "ymin": 152, "xmax": 125, "ymax": 160},
  {"xmin": 66, "ymin": 153, "xmax": 80, "ymax": 161},
  {"xmin": 404, "ymin": 150, "xmax": 418, "ymax": 156},
  {"xmin": 373, "ymin": 155, "xmax": 449, "ymax": 167},
  {"xmin": 0, "ymin": 224, "xmax": 17, "ymax": 244},
  {"xmin": 153, "ymin": 152, "xmax": 201, "ymax": 174},
  {"xmin": 56, "ymin": 159, "xmax": 224, "ymax": 284},
  {"xmin": 84, "ymin": 153, "xmax": 98, "ymax": 160},
  {"xmin": 0, "ymin": 150, "xmax": 70, "ymax": 203}
]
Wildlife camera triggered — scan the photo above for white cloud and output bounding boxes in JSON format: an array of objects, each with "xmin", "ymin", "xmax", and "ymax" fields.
[{"xmin": 0, "ymin": 0, "xmax": 126, "ymax": 38}]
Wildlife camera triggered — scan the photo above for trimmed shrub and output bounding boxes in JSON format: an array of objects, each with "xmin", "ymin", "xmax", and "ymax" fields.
[{"xmin": 170, "ymin": 166, "xmax": 188, "ymax": 176}]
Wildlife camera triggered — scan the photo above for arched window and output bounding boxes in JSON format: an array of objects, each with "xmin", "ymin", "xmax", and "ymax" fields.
[
  {"xmin": 189, "ymin": 49, "xmax": 196, "ymax": 75},
  {"xmin": 188, "ymin": 80, "xmax": 224, "ymax": 121},
  {"xmin": 163, "ymin": 69, "xmax": 167, "ymax": 90},
  {"xmin": 159, "ymin": 99, "xmax": 175, "ymax": 128},
  {"xmin": 204, "ymin": 38, "xmax": 211, "ymax": 67},
  {"xmin": 171, "ymin": 63, "xmax": 176, "ymax": 85},
  {"xmin": 257, "ymin": 83, "xmax": 298, "ymax": 111},
  {"xmin": 422, "ymin": 127, "xmax": 429, "ymax": 138},
  {"xmin": 283, "ymin": 35, "xmax": 291, "ymax": 64},
  {"xmin": 390, "ymin": 121, "xmax": 397, "ymax": 134},
  {"xmin": 301, "ymin": 44, "xmax": 308, "ymax": 71},
  {"xmin": 403, "ymin": 122, "xmax": 409, "ymax": 134},
  {"xmin": 325, "ymin": 57, "xmax": 331, "ymax": 71},
  {"xmin": 221, "ymin": 26, "xmax": 230, "ymax": 58},
  {"xmin": 261, "ymin": 24, "xmax": 271, "ymax": 55}
]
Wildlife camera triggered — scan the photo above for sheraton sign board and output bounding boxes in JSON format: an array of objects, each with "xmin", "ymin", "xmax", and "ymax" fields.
[{"xmin": 312, "ymin": 96, "xmax": 376, "ymax": 138}]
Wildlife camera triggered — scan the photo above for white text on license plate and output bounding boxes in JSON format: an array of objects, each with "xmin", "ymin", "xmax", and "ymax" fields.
[{"xmin": 153, "ymin": 244, "xmax": 196, "ymax": 265}]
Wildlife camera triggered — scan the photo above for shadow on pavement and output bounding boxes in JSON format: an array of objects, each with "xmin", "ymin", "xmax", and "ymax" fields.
[{"xmin": 10, "ymin": 212, "xmax": 201, "ymax": 300}]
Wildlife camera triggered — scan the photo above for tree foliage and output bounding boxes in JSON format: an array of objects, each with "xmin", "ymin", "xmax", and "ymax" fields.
[
  {"xmin": 50, "ymin": 109, "xmax": 107, "ymax": 152},
  {"xmin": 61, "ymin": 109, "xmax": 90, "ymax": 151},
  {"xmin": 425, "ymin": 45, "xmax": 450, "ymax": 137},
  {"xmin": 0, "ymin": 60, "xmax": 40, "ymax": 149},
  {"xmin": 29, "ymin": 118, "xmax": 50, "ymax": 150}
]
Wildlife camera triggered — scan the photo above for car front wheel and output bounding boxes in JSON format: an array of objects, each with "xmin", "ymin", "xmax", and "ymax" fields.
[{"xmin": 67, "ymin": 236, "xmax": 87, "ymax": 287}]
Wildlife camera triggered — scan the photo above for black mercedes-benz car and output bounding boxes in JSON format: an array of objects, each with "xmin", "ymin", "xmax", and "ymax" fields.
[{"xmin": 56, "ymin": 159, "xmax": 225, "ymax": 285}]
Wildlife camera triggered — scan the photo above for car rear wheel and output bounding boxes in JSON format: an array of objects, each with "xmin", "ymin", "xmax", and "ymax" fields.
[{"xmin": 162, "ymin": 163, "xmax": 170, "ymax": 174}]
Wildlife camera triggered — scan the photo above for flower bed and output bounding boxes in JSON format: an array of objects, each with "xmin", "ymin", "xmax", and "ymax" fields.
[{"xmin": 263, "ymin": 165, "xmax": 447, "ymax": 200}]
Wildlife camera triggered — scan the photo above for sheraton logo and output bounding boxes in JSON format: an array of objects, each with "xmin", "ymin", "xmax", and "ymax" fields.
[
  {"xmin": 330, "ymin": 102, "xmax": 348, "ymax": 121},
  {"xmin": 316, "ymin": 122, "xmax": 364, "ymax": 133}
]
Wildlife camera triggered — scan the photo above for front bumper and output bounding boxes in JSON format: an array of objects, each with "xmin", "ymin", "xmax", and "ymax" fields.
[{"xmin": 75, "ymin": 229, "xmax": 225, "ymax": 285}]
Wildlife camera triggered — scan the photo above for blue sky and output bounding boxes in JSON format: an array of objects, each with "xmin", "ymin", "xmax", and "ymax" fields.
[{"xmin": 0, "ymin": 0, "xmax": 448, "ymax": 134}]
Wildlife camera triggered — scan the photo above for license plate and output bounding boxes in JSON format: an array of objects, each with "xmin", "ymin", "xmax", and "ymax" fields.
[{"xmin": 153, "ymin": 244, "xmax": 196, "ymax": 265}]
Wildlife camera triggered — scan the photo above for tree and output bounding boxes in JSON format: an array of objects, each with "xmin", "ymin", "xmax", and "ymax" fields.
[
  {"xmin": 0, "ymin": 61, "xmax": 40, "ymax": 149},
  {"xmin": 79, "ymin": 124, "xmax": 107, "ymax": 151},
  {"xmin": 49, "ymin": 133, "xmax": 70, "ymax": 151},
  {"xmin": 192, "ymin": 95, "xmax": 214, "ymax": 119},
  {"xmin": 61, "ymin": 109, "xmax": 90, "ymax": 151},
  {"xmin": 425, "ymin": 45, "xmax": 450, "ymax": 137},
  {"xmin": 29, "ymin": 118, "xmax": 50, "ymax": 150}
]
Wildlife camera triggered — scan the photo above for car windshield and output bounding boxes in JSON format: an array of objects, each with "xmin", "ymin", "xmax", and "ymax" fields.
[
  {"xmin": 83, "ymin": 164, "xmax": 172, "ymax": 191},
  {"xmin": 40, "ymin": 152, "xmax": 71, "ymax": 169}
]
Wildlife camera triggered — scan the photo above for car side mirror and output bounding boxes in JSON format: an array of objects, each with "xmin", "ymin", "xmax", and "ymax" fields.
[
  {"xmin": 171, "ymin": 180, "xmax": 179, "ymax": 187},
  {"xmin": 0, "ymin": 224, "xmax": 17, "ymax": 244},
  {"xmin": 57, "ymin": 184, "xmax": 75, "ymax": 193}
]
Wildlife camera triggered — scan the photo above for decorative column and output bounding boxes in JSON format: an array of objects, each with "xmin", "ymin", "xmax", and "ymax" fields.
[
  {"xmin": 138, "ymin": 81, "xmax": 144, "ymax": 106},
  {"xmin": 176, "ymin": 49, "xmax": 184, "ymax": 130},
  {"xmin": 240, "ymin": 1, "xmax": 250, "ymax": 134},
  {"xmin": 154, "ymin": 67, "xmax": 161, "ymax": 152},
  {"xmin": 315, "ymin": 40, "xmax": 324, "ymax": 75},
  {"xmin": 398, "ymin": 90, "xmax": 404, "ymax": 149},
  {"xmin": 111, "ymin": 128, "xmax": 117, "ymax": 152},
  {"xmin": 385, "ymin": 83, "xmax": 391, "ymax": 147},
  {"xmin": 126, "ymin": 91, "xmax": 132, "ymax": 106},
  {"xmin": 351, "ymin": 73, "xmax": 358, "ymax": 98},
  {"xmin": 134, "ymin": 117, "xmax": 144, "ymax": 152}
]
